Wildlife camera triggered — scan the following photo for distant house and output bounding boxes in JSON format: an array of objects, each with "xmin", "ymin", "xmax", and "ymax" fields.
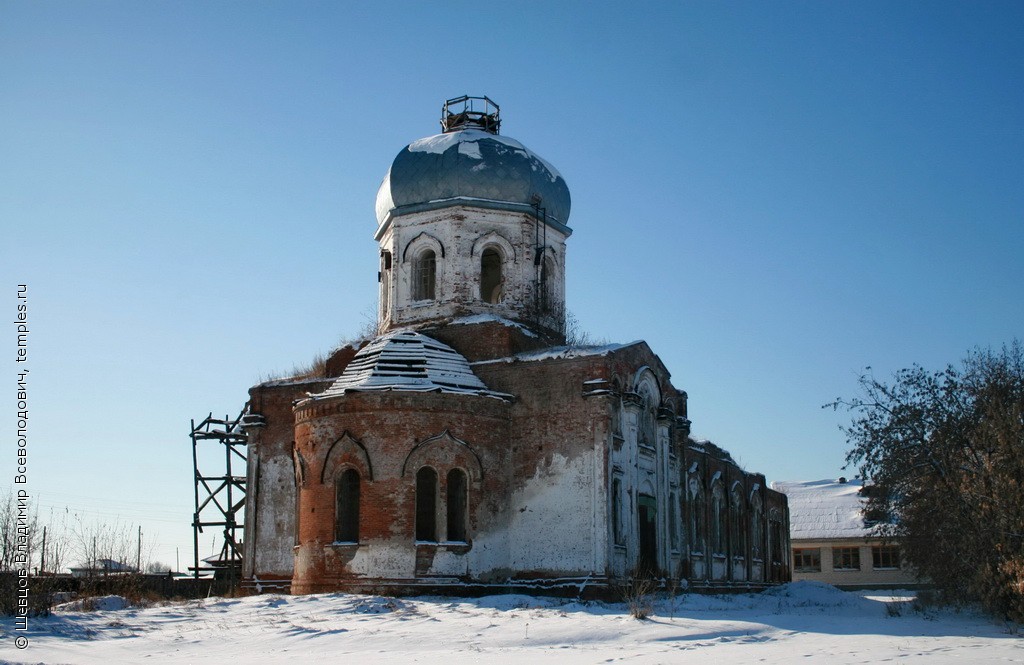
[
  {"xmin": 69, "ymin": 558, "xmax": 138, "ymax": 577},
  {"xmin": 772, "ymin": 478, "xmax": 921, "ymax": 589}
]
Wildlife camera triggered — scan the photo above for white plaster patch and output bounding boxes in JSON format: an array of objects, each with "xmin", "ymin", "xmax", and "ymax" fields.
[
  {"xmin": 255, "ymin": 455, "xmax": 295, "ymax": 574},
  {"xmin": 342, "ymin": 542, "xmax": 416, "ymax": 578},
  {"xmin": 507, "ymin": 451, "xmax": 597, "ymax": 574}
]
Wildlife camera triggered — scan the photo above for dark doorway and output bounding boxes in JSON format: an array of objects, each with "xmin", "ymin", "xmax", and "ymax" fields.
[{"xmin": 637, "ymin": 494, "xmax": 658, "ymax": 575}]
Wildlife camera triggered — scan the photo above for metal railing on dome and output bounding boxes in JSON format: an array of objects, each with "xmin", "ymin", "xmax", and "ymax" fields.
[{"xmin": 441, "ymin": 95, "xmax": 501, "ymax": 134}]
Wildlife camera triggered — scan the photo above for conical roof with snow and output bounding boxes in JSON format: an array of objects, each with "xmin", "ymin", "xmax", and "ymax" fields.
[{"xmin": 314, "ymin": 330, "xmax": 506, "ymax": 399}]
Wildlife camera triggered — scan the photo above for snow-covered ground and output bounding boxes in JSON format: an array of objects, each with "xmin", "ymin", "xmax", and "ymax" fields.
[{"xmin": 1, "ymin": 582, "xmax": 1020, "ymax": 664}]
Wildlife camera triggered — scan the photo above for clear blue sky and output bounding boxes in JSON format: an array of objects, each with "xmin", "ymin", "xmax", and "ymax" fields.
[{"xmin": 2, "ymin": 1, "xmax": 1022, "ymax": 570}]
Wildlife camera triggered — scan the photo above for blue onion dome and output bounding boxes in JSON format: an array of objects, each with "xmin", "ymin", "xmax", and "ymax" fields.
[{"xmin": 375, "ymin": 96, "xmax": 571, "ymax": 227}]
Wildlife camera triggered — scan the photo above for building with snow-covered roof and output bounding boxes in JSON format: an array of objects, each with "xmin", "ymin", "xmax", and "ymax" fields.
[
  {"xmin": 69, "ymin": 559, "xmax": 138, "ymax": 578},
  {"xmin": 240, "ymin": 96, "xmax": 789, "ymax": 595},
  {"xmin": 772, "ymin": 478, "xmax": 920, "ymax": 589}
]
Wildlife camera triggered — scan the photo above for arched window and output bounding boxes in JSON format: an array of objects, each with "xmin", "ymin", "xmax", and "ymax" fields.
[
  {"xmin": 415, "ymin": 467, "xmax": 438, "ymax": 541},
  {"xmin": 730, "ymin": 484, "xmax": 746, "ymax": 558},
  {"xmin": 413, "ymin": 250, "xmax": 436, "ymax": 301},
  {"xmin": 480, "ymin": 247, "xmax": 502, "ymax": 303},
  {"xmin": 611, "ymin": 477, "xmax": 624, "ymax": 545},
  {"xmin": 446, "ymin": 468, "xmax": 467, "ymax": 542},
  {"xmin": 711, "ymin": 481, "xmax": 726, "ymax": 555},
  {"xmin": 638, "ymin": 385, "xmax": 657, "ymax": 447},
  {"xmin": 689, "ymin": 476, "xmax": 705, "ymax": 554},
  {"xmin": 669, "ymin": 491, "xmax": 679, "ymax": 550},
  {"xmin": 335, "ymin": 468, "xmax": 360, "ymax": 543},
  {"xmin": 769, "ymin": 508, "xmax": 785, "ymax": 565},
  {"xmin": 750, "ymin": 492, "xmax": 764, "ymax": 560}
]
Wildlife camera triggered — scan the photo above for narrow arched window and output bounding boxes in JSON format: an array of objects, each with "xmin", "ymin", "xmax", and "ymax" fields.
[
  {"xmin": 335, "ymin": 468, "xmax": 360, "ymax": 543},
  {"xmin": 480, "ymin": 247, "xmax": 502, "ymax": 303},
  {"xmin": 712, "ymin": 482, "xmax": 726, "ymax": 555},
  {"xmin": 638, "ymin": 386, "xmax": 657, "ymax": 446},
  {"xmin": 689, "ymin": 477, "xmax": 705, "ymax": 554},
  {"xmin": 446, "ymin": 469, "xmax": 467, "ymax": 542},
  {"xmin": 669, "ymin": 491, "xmax": 679, "ymax": 550},
  {"xmin": 413, "ymin": 250, "xmax": 436, "ymax": 301},
  {"xmin": 769, "ymin": 508, "xmax": 785, "ymax": 565},
  {"xmin": 415, "ymin": 467, "xmax": 437, "ymax": 542},
  {"xmin": 751, "ymin": 492, "xmax": 764, "ymax": 560},
  {"xmin": 611, "ymin": 477, "xmax": 623, "ymax": 545},
  {"xmin": 730, "ymin": 485, "xmax": 746, "ymax": 558}
]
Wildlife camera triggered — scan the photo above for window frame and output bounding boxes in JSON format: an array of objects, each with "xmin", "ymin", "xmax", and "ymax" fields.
[
  {"xmin": 871, "ymin": 545, "xmax": 900, "ymax": 570},
  {"xmin": 792, "ymin": 547, "xmax": 822, "ymax": 572},
  {"xmin": 412, "ymin": 249, "xmax": 437, "ymax": 302},
  {"xmin": 833, "ymin": 546, "xmax": 861, "ymax": 571}
]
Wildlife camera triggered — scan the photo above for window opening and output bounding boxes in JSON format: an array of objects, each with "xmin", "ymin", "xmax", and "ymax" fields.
[
  {"xmin": 833, "ymin": 546, "xmax": 861, "ymax": 570},
  {"xmin": 446, "ymin": 469, "xmax": 467, "ymax": 542},
  {"xmin": 413, "ymin": 250, "xmax": 436, "ymax": 301},
  {"xmin": 769, "ymin": 511, "xmax": 785, "ymax": 564},
  {"xmin": 689, "ymin": 477, "xmax": 705, "ymax": 555},
  {"xmin": 480, "ymin": 248, "xmax": 502, "ymax": 303},
  {"xmin": 730, "ymin": 485, "xmax": 746, "ymax": 558},
  {"xmin": 416, "ymin": 467, "xmax": 437, "ymax": 541},
  {"xmin": 669, "ymin": 492, "xmax": 679, "ymax": 550},
  {"xmin": 638, "ymin": 385, "xmax": 656, "ymax": 447},
  {"xmin": 611, "ymin": 477, "xmax": 623, "ymax": 545},
  {"xmin": 335, "ymin": 469, "xmax": 360, "ymax": 543},
  {"xmin": 793, "ymin": 547, "xmax": 821, "ymax": 572},
  {"xmin": 750, "ymin": 493, "xmax": 764, "ymax": 560},
  {"xmin": 711, "ymin": 482, "xmax": 726, "ymax": 555},
  {"xmin": 872, "ymin": 545, "xmax": 900, "ymax": 569}
]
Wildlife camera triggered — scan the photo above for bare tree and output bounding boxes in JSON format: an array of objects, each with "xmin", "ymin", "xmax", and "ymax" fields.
[
  {"xmin": 830, "ymin": 341, "xmax": 1024, "ymax": 621},
  {"xmin": 0, "ymin": 488, "xmax": 39, "ymax": 573}
]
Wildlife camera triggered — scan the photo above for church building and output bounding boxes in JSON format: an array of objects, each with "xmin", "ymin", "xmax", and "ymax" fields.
[{"xmin": 240, "ymin": 96, "xmax": 790, "ymax": 595}]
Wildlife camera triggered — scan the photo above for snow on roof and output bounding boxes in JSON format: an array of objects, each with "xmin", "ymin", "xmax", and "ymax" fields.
[
  {"xmin": 472, "ymin": 341, "xmax": 643, "ymax": 366},
  {"xmin": 312, "ymin": 330, "xmax": 509, "ymax": 400},
  {"xmin": 256, "ymin": 375, "xmax": 334, "ymax": 389},
  {"xmin": 445, "ymin": 313, "xmax": 539, "ymax": 337},
  {"xmin": 772, "ymin": 478, "xmax": 872, "ymax": 540},
  {"xmin": 407, "ymin": 129, "xmax": 563, "ymax": 182}
]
